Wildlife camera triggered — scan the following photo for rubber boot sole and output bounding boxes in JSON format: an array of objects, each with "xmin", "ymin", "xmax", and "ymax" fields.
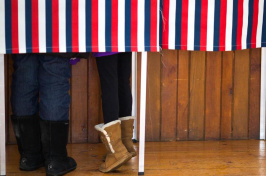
[
  {"xmin": 19, "ymin": 163, "xmax": 44, "ymax": 171},
  {"xmin": 46, "ymin": 165, "xmax": 77, "ymax": 176},
  {"xmin": 99, "ymin": 153, "xmax": 132, "ymax": 173}
]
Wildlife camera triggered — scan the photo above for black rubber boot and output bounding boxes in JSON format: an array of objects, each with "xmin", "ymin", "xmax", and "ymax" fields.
[
  {"xmin": 40, "ymin": 119, "xmax": 77, "ymax": 176},
  {"xmin": 11, "ymin": 115, "xmax": 44, "ymax": 171}
]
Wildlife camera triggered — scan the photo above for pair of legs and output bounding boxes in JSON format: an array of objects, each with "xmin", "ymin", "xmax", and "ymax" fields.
[
  {"xmin": 95, "ymin": 53, "xmax": 136, "ymax": 172},
  {"xmin": 96, "ymin": 52, "xmax": 132, "ymax": 123},
  {"xmin": 11, "ymin": 54, "xmax": 76, "ymax": 176}
]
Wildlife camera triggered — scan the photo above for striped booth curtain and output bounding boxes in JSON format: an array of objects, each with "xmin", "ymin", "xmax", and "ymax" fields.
[
  {"xmin": 161, "ymin": 0, "xmax": 266, "ymax": 51},
  {"xmin": 0, "ymin": 0, "xmax": 160, "ymax": 54}
]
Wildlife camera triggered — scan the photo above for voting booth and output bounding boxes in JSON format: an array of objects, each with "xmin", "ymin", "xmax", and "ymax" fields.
[{"xmin": 0, "ymin": 0, "xmax": 266, "ymax": 175}]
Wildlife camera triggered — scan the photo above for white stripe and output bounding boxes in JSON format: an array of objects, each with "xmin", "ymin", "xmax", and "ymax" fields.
[
  {"xmin": 168, "ymin": 0, "xmax": 176, "ymax": 49},
  {"xmin": 18, "ymin": 0, "xmax": 26, "ymax": 53},
  {"xmin": 207, "ymin": 0, "xmax": 215, "ymax": 51},
  {"xmin": 118, "ymin": 0, "xmax": 125, "ymax": 51},
  {"xmin": 0, "ymin": 1, "xmax": 5, "ymax": 54},
  {"xmin": 187, "ymin": 0, "xmax": 195, "ymax": 51},
  {"xmin": 241, "ymin": 0, "xmax": 249, "ymax": 49},
  {"xmin": 225, "ymin": 0, "xmax": 233, "ymax": 51},
  {"xmin": 38, "ymin": 0, "xmax": 46, "ymax": 53},
  {"xmin": 256, "ymin": 0, "xmax": 265, "ymax": 47},
  {"xmin": 98, "ymin": 0, "xmax": 105, "ymax": 52},
  {"xmin": 157, "ymin": 0, "xmax": 160, "ymax": 51},
  {"xmin": 260, "ymin": 48, "xmax": 266, "ymax": 139},
  {"xmin": 59, "ymin": 0, "xmax": 66, "ymax": 53},
  {"xmin": 138, "ymin": 0, "xmax": 145, "ymax": 51},
  {"xmin": 79, "ymin": 0, "xmax": 86, "ymax": 52}
]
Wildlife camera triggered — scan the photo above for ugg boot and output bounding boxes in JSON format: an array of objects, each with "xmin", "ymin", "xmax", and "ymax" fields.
[
  {"xmin": 95, "ymin": 120, "xmax": 132, "ymax": 172},
  {"xmin": 40, "ymin": 119, "xmax": 77, "ymax": 176},
  {"xmin": 119, "ymin": 116, "xmax": 137, "ymax": 157},
  {"xmin": 11, "ymin": 115, "xmax": 44, "ymax": 171}
]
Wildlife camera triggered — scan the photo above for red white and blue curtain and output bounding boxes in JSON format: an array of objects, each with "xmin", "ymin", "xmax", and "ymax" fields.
[
  {"xmin": 0, "ymin": 0, "xmax": 160, "ymax": 54},
  {"xmin": 161, "ymin": 0, "xmax": 266, "ymax": 51},
  {"xmin": 0, "ymin": 0, "xmax": 266, "ymax": 54}
]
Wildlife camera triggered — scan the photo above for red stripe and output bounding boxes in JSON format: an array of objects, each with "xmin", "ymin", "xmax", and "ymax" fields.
[
  {"xmin": 52, "ymin": 0, "xmax": 59, "ymax": 52},
  {"xmin": 112, "ymin": 0, "xmax": 118, "ymax": 51},
  {"xmin": 162, "ymin": 0, "xmax": 169, "ymax": 49},
  {"xmin": 200, "ymin": 0, "xmax": 208, "ymax": 51},
  {"xmin": 181, "ymin": 0, "xmax": 188, "ymax": 50},
  {"xmin": 11, "ymin": 0, "xmax": 19, "ymax": 53},
  {"xmin": 32, "ymin": 0, "xmax": 39, "ymax": 53},
  {"xmin": 236, "ymin": 0, "xmax": 244, "ymax": 50},
  {"xmin": 91, "ymin": 0, "xmax": 98, "ymax": 52},
  {"xmin": 72, "ymin": 0, "xmax": 79, "ymax": 52},
  {"xmin": 251, "ymin": 0, "xmax": 259, "ymax": 48},
  {"xmin": 150, "ymin": 0, "xmax": 158, "ymax": 51},
  {"xmin": 131, "ymin": 0, "xmax": 138, "ymax": 51},
  {"xmin": 219, "ymin": 0, "xmax": 227, "ymax": 51}
]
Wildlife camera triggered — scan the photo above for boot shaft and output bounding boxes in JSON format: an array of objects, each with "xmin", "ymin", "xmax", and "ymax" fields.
[{"xmin": 39, "ymin": 119, "xmax": 69, "ymax": 161}]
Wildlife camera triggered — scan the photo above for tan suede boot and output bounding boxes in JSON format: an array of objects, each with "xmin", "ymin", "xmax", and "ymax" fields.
[
  {"xmin": 119, "ymin": 116, "xmax": 137, "ymax": 157},
  {"xmin": 95, "ymin": 120, "xmax": 132, "ymax": 172}
]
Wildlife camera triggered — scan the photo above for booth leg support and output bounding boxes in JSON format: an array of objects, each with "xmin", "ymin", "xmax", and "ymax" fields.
[
  {"xmin": 138, "ymin": 52, "xmax": 147, "ymax": 175},
  {"xmin": 132, "ymin": 52, "xmax": 138, "ymax": 142},
  {"xmin": 261, "ymin": 47, "xmax": 266, "ymax": 140},
  {"xmin": 0, "ymin": 54, "xmax": 6, "ymax": 176}
]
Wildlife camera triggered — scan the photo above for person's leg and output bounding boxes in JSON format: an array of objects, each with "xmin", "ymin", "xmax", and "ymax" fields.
[
  {"xmin": 117, "ymin": 52, "xmax": 132, "ymax": 116},
  {"xmin": 10, "ymin": 54, "xmax": 44, "ymax": 171},
  {"xmin": 39, "ymin": 55, "xmax": 76, "ymax": 176},
  {"xmin": 117, "ymin": 53, "xmax": 136, "ymax": 156},
  {"xmin": 96, "ymin": 54, "xmax": 119, "ymax": 123}
]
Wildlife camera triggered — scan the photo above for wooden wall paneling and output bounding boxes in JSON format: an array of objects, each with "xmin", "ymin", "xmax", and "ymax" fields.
[
  {"xmin": 177, "ymin": 50, "xmax": 190, "ymax": 140},
  {"xmin": 145, "ymin": 52, "xmax": 161, "ymax": 141},
  {"xmin": 70, "ymin": 59, "xmax": 88, "ymax": 143},
  {"xmin": 161, "ymin": 50, "xmax": 178, "ymax": 141},
  {"xmin": 205, "ymin": 52, "xmax": 222, "ymax": 140},
  {"xmin": 233, "ymin": 50, "xmax": 250, "ymax": 139},
  {"xmin": 87, "ymin": 57, "xmax": 101, "ymax": 143},
  {"xmin": 189, "ymin": 51, "xmax": 206, "ymax": 140},
  {"xmin": 8, "ymin": 55, "xmax": 16, "ymax": 144},
  {"xmin": 221, "ymin": 51, "xmax": 234, "ymax": 139},
  {"xmin": 249, "ymin": 48, "xmax": 261, "ymax": 139}
]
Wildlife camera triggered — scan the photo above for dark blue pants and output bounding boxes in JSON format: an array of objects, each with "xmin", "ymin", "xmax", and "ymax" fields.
[{"xmin": 11, "ymin": 54, "xmax": 71, "ymax": 121}]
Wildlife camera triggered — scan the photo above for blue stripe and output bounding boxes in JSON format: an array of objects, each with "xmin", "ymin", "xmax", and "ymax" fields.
[
  {"xmin": 66, "ymin": 0, "xmax": 72, "ymax": 52},
  {"xmin": 246, "ymin": 0, "xmax": 254, "ymax": 49},
  {"xmin": 125, "ymin": 0, "xmax": 131, "ymax": 51},
  {"xmin": 262, "ymin": 0, "xmax": 266, "ymax": 47},
  {"xmin": 159, "ymin": 0, "xmax": 163, "ymax": 47},
  {"xmin": 5, "ymin": 0, "xmax": 12, "ymax": 53},
  {"xmin": 46, "ymin": 0, "xmax": 52, "ymax": 52},
  {"xmin": 25, "ymin": 0, "xmax": 32, "ymax": 53},
  {"xmin": 213, "ymin": 0, "xmax": 221, "ymax": 51},
  {"xmin": 232, "ymin": 0, "xmax": 238, "ymax": 50},
  {"xmin": 86, "ymin": 0, "xmax": 91, "ymax": 52},
  {"xmin": 194, "ymin": 0, "xmax": 201, "ymax": 51},
  {"xmin": 105, "ymin": 0, "xmax": 112, "ymax": 51},
  {"xmin": 145, "ymin": 0, "xmax": 151, "ymax": 51},
  {"xmin": 175, "ymin": 0, "xmax": 182, "ymax": 49}
]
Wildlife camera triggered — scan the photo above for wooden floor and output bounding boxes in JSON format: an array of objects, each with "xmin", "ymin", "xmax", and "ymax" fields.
[{"xmin": 6, "ymin": 140, "xmax": 266, "ymax": 176}]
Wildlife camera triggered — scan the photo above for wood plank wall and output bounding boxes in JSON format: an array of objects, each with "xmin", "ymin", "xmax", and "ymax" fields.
[{"xmin": 5, "ymin": 49, "xmax": 261, "ymax": 144}]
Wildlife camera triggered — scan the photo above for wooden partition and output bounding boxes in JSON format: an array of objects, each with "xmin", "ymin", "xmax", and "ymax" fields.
[{"xmin": 5, "ymin": 49, "xmax": 261, "ymax": 144}]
